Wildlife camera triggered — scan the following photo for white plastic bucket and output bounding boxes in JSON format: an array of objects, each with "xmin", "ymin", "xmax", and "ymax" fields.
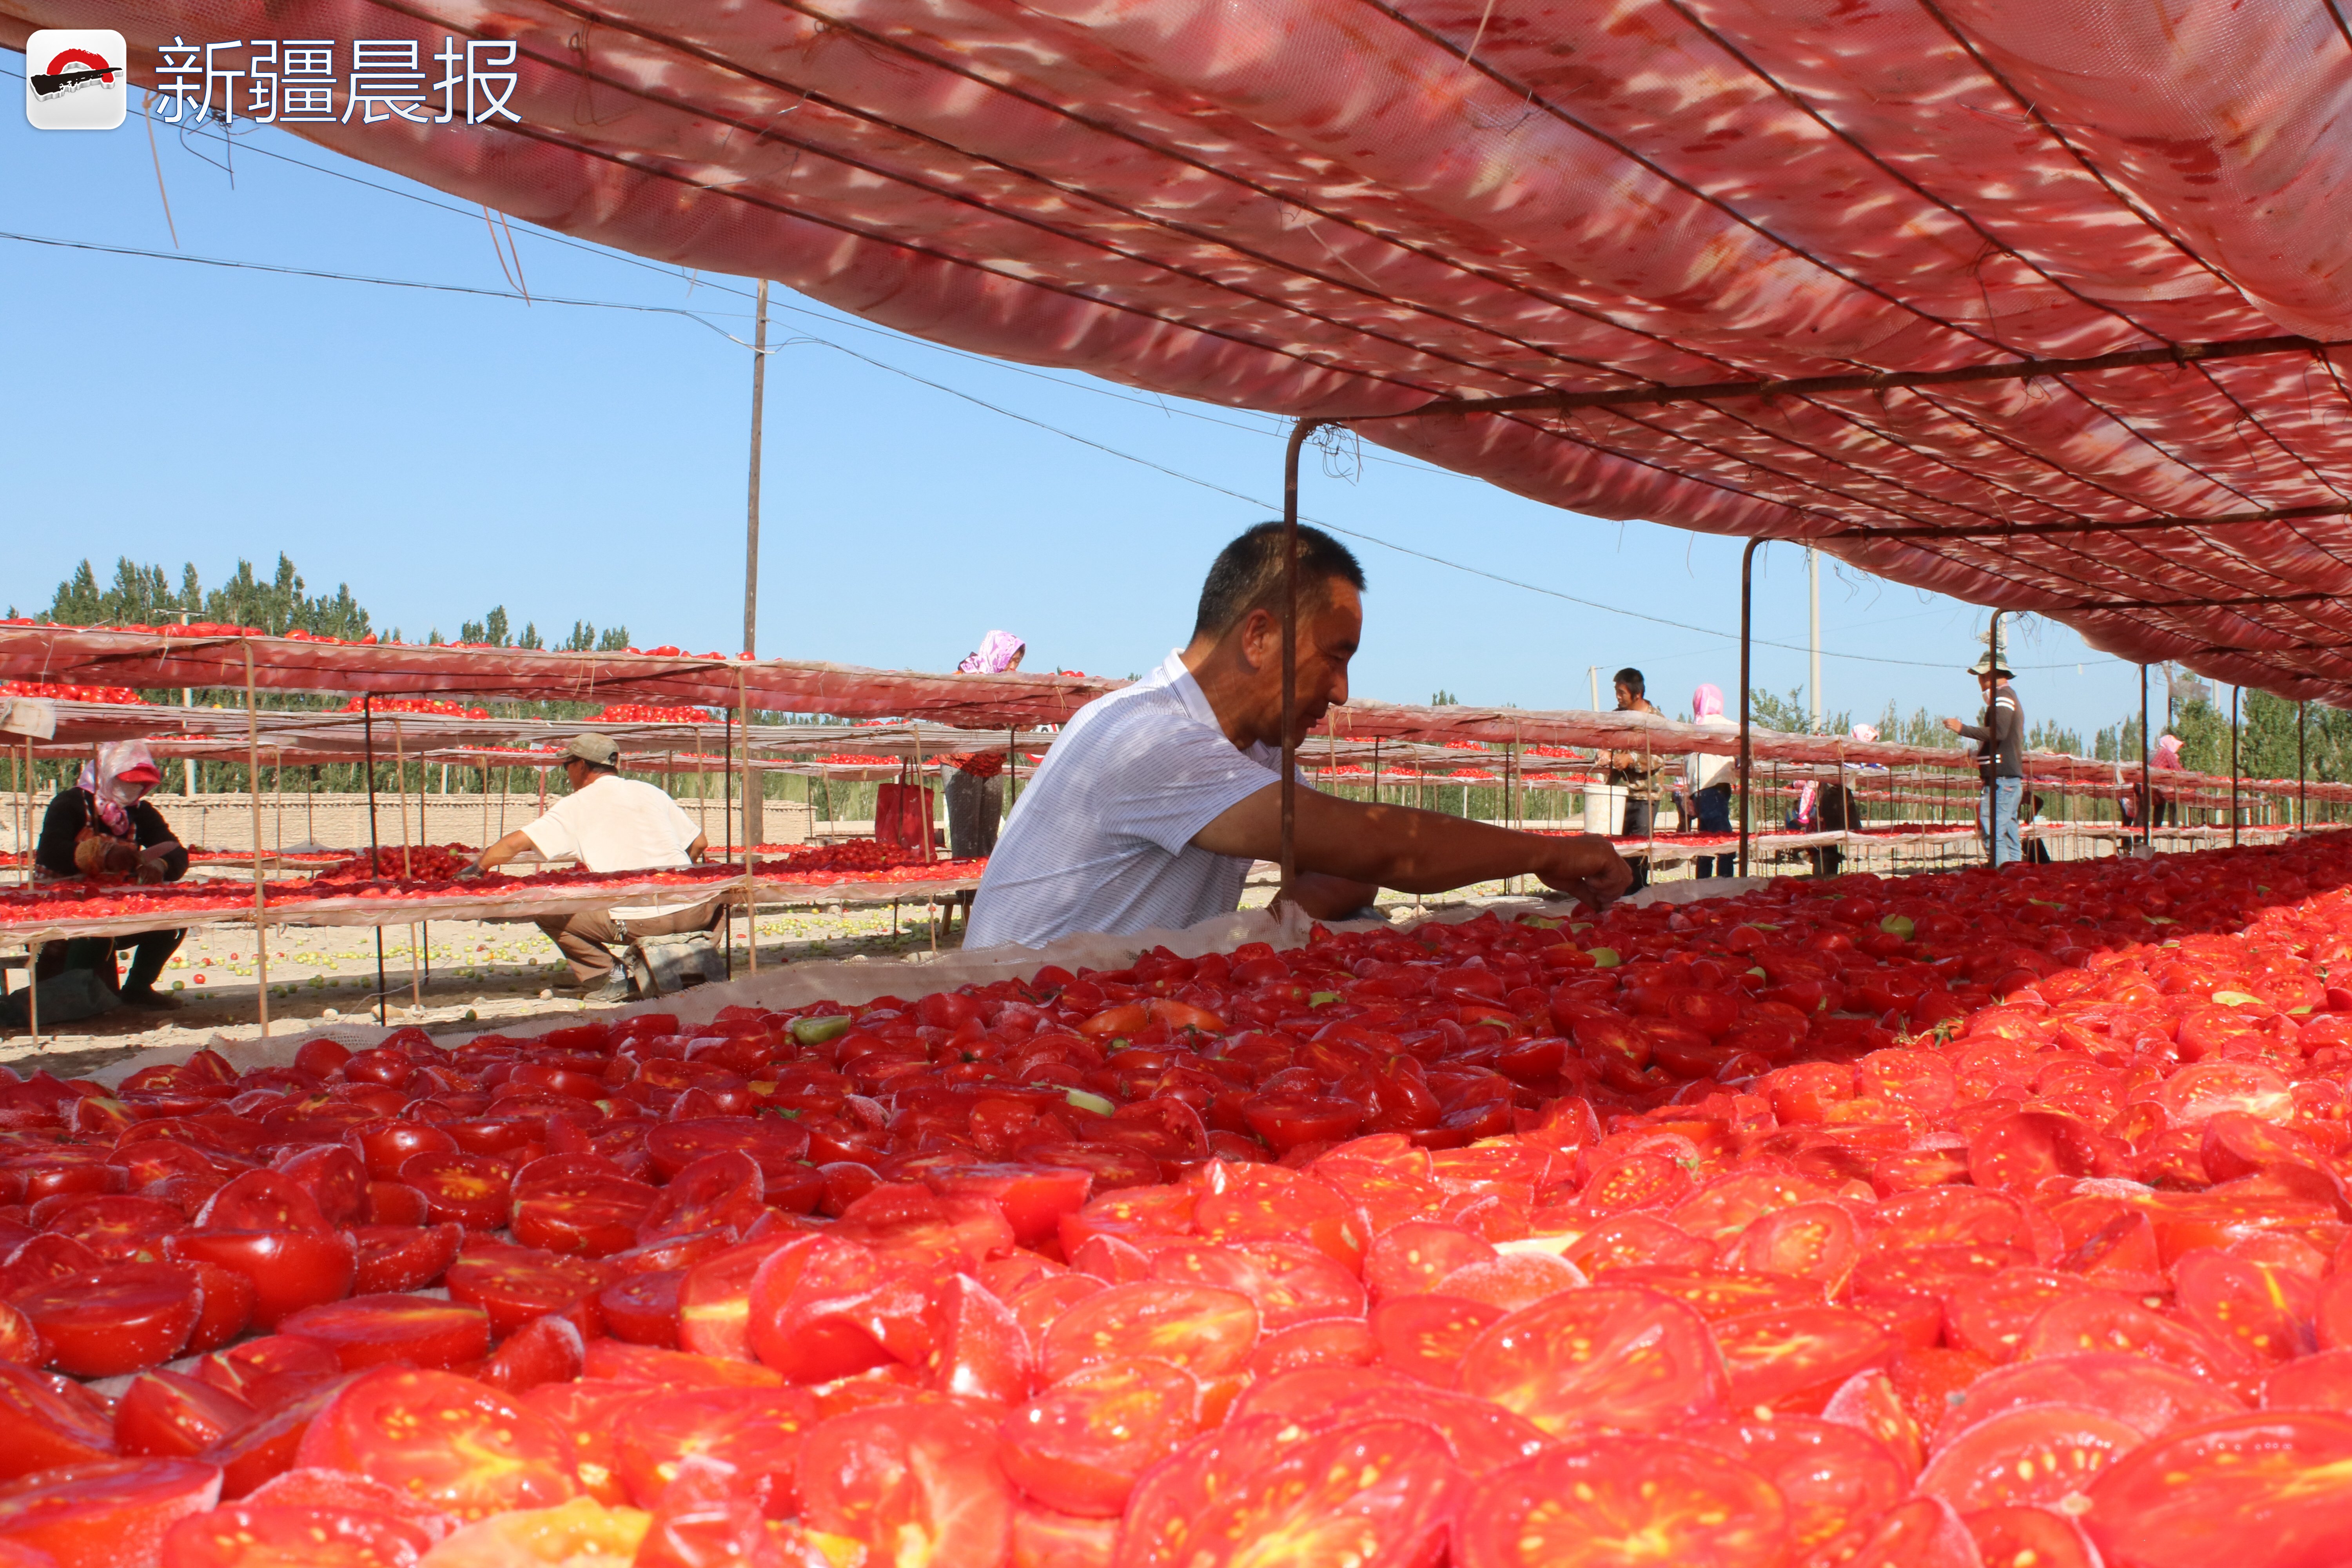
[{"xmin": 1582, "ymin": 784, "xmax": 1628, "ymax": 836}]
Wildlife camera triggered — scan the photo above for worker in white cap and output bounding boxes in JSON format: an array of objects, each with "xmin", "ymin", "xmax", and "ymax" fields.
[{"xmin": 463, "ymin": 733, "xmax": 716, "ymax": 1002}]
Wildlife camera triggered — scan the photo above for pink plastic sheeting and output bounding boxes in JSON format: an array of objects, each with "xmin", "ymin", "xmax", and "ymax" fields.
[{"xmin": 11, "ymin": 1, "xmax": 2352, "ymax": 695}]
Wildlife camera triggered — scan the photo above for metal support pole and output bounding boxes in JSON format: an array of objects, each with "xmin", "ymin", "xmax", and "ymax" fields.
[
  {"xmin": 746, "ymin": 280, "xmax": 767, "ymax": 660},
  {"xmin": 2140, "ymin": 666, "xmax": 2152, "ymax": 851},
  {"xmin": 363, "ymin": 695, "xmax": 386, "ymax": 1025},
  {"xmin": 1278, "ymin": 419, "xmax": 1325, "ymax": 909},
  {"xmin": 2231, "ymin": 685, "xmax": 2241, "ymax": 848},
  {"xmin": 740, "ymin": 672, "xmax": 759, "ymax": 975},
  {"xmin": 1807, "ymin": 547, "xmax": 1821, "ymax": 734},
  {"xmin": 1738, "ymin": 539, "xmax": 1761, "ymax": 876},
  {"xmin": 2300, "ymin": 701, "xmax": 2308, "ymax": 829}
]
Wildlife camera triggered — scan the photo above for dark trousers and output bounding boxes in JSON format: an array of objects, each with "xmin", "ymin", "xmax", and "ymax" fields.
[
  {"xmin": 1620, "ymin": 796, "xmax": 1652, "ymax": 891},
  {"xmin": 535, "ymin": 900, "xmax": 722, "ymax": 985},
  {"xmin": 946, "ymin": 771, "xmax": 1004, "ymax": 860},
  {"xmin": 38, "ymin": 929, "xmax": 183, "ymax": 995},
  {"xmin": 1692, "ymin": 784, "xmax": 1735, "ymax": 877}
]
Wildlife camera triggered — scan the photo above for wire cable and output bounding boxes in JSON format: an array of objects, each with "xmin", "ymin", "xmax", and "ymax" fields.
[{"xmin": 0, "ymin": 217, "xmax": 2112, "ymax": 673}]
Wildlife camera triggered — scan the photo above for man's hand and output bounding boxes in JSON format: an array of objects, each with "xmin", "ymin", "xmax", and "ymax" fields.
[
  {"xmin": 455, "ymin": 860, "xmax": 488, "ymax": 881},
  {"xmin": 1941, "ymin": 715, "xmax": 1965, "ymax": 734},
  {"xmin": 1534, "ymin": 833, "xmax": 1634, "ymax": 911}
]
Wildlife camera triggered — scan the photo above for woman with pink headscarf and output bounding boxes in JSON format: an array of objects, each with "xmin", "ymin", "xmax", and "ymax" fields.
[
  {"xmin": 2149, "ymin": 733, "xmax": 2183, "ymax": 828},
  {"xmin": 24, "ymin": 739, "xmax": 190, "ymax": 1017},
  {"xmin": 1682, "ymin": 683, "xmax": 1740, "ymax": 877},
  {"xmin": 947, "ymin": 631, "xmax": 1027, "ymax": 858}
]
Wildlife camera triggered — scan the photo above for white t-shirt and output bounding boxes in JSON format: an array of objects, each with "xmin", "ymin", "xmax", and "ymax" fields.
[
  {"xmin": 966, "ymin": 651, "xmax": 1288, "ymax": 950},
  {"xmin": 523, "ymin": 775, "xmax": 705, "ymax": 921},
  {"xmin": 1684, "ymin": 714, "xmax": 1740, "ymax": 793}
]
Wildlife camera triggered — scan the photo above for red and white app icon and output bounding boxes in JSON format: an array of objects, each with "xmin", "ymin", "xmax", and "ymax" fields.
[{"xmin": 25, "ymin": 29, "xmax": 129, "ymax": 129}]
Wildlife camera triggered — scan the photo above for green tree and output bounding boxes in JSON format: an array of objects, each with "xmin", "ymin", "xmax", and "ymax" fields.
[
  {"xmin": 1747, "ymin": 686, "xmax": 1851, "ymax": 736},
  {"xmin": 1871, "ymin": 701, "xmax": 1962, "ymax": 750}
]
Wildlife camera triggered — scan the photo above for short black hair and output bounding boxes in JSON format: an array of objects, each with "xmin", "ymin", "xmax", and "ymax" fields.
[
  {"xmin": 1192, "ymin": 523, "xmax": 1365, "ymax": 641},
  {"xmin": 1613, "ymin": 668, "xmax": 1645, "ymax": 697}
]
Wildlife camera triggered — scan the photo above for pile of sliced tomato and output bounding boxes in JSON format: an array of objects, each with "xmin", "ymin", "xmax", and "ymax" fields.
[
  {"xmin": 0, "ymin": 681, "xmax": 149, "ymax": 706},
  {"xmin": 10, "ymin": 841, "xmax": 2352, "ymax": 1566}
]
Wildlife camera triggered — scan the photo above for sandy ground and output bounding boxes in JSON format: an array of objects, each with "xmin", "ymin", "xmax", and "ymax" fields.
[
  {"xmin": 0, "ymin": 868, "xmax": 1629, "ymax": 1080},
  {"xmin": 0, "ymin": 895, "xmax": 1003, "ymax": 1079}
]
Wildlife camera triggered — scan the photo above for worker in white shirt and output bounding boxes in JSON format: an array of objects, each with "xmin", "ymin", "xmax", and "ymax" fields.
[
  {"xmin": 966, "ymin": 523, "xmax": 1631, "ymax": 950},
  {"xmin": 460, "ymin": 733, "xmax": 715, "ymax": 1001},
  {"xmin": 1681, "ymin": 683, "xmax": 1739, "ymax": 877}
]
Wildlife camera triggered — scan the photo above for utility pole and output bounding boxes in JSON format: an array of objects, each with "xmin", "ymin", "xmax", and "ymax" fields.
[
  {"xmin": 742, "ymin": 279, "xmax": 768, "ymax": 848},
  {"xmin": 1807, "ymin": 548, "xmax": 1821, "ymax": 733}
]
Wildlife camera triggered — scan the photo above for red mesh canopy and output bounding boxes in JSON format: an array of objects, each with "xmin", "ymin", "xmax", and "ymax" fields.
[{"xmin": 10, "ymin": 0, "xmax": 2352, "ymax": 699}]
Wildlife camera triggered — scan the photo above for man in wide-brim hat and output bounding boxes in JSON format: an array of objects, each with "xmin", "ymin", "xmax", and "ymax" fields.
[{"xmin": 1944, "ymin": 645, "xmax": 2026, "ymax": 868}]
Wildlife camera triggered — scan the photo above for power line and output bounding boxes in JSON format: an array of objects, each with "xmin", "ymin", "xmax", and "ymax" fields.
[{"xmin": 0, "ymin": 221, "xmax": 2107, "ymax": 673}]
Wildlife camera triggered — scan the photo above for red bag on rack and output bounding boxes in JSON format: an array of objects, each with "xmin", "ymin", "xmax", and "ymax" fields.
[{"xmin": 873, "ymin": 783, "xmax": 938, "ymax": 854}]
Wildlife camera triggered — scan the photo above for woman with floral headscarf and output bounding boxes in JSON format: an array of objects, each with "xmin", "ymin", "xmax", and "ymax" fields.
[
  {"xmin": 31, "ymin": 740, "xmax": 190, "ymax": 1010},
  {"xmin": 946, "ymin": 632, "xmax": 1026, "ymax": 859}
]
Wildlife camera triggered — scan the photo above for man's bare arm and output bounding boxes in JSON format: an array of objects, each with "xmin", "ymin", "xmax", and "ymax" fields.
[
  {"xmin": 462, "ymin": 829, "xmax": 540, "ymax": 877},
  {"xmin": 1193, "ymin": 784, "xmax": 1630, "ymax": 907}
]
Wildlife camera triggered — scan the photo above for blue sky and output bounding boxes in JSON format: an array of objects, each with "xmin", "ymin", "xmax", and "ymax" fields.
[{"xmin": 3, "ymin": 65, "xmax": 2162, "ymax": 741}]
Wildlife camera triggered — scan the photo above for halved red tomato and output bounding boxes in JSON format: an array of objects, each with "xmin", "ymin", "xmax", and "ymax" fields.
[
  {"xmin": 15, "ymin": 1262, "xmax": 203, "ymax": 1377},
  {"xmin": 158, "ymin": 1500, "xmax": 437, "ymax": 1568},
  {"xmin": 2083, "ymin": 1411, "xmax": 2352, "ymax": 1568},
  {"xmin": 1690, "ymin": 1414, "xmax": 1907, "ymax": 1557},
  {"xmin": 599, "ymin": 1270, "xmax": 684, "ymax": 1347},
  {"xmin": 351, "ymin": 1223, "xmax": 463, "ymax": 1295},
  {"xmin": 404, "ymin": 1495, "xmax": 650, "ymax": 1566},
  {"xmin": 0, "ymin": 1457, "xmax": 221, "ymax": 1568},
  {"xmin": 2258, "ymin": 1346, "xmax": 2352, "ymax": 1412},
  {"xmin": 1711, "ymin": 1305, "xmax": 1893, "ymax": 1416},
  {"xmin": 999, "ymin": 1357, "xmax": 1198, "ymax": 1516},
  {"xmin": 677, "ymin": 1236, "xmax": 804, "ymax": 1360},
  {"xmin": 0, "ymin": 1364, "xmax": 114, "ymax": 1480},
  {"xmin": 1963, "ymin": 1503, "xmax": 2102, "ymax": 1568},
  {"xmin": 1041, "ymin": 1281, "xmax": 1259, "ymax": 1383},
  {"xmin": 112, "ymin": 1368, "xmax": 253, "ymax": 1457},
  {"xmin": 198, "ymin": 1169, "xmax": 332, "ymax": 1233},
  {"xmin": 1370, "ymin": 1294, "xmax": 1503, "ymax": 1383},
  {"xmin": 2173, "ymin": 1249, "xmax": 2317, "ymax": 1365},
  {"xmin": 165, "ymin": 1229, "xmax": 358, "ymax": 1329},
  {"xmin": 1118, "ymin": 1416, "xmax": 1456, "ymax": 1568},
  {"xmin": 615, "ymin": 1383, "xmax": 820, "ymax": 1517},
  {"xmin": 511, "ymin": 1174, "xmax": 657, "ymax": 1257},
  {"xmin": 1455, "ymin": 1285, "xmax": 1728, "ymax": 1436},
  {"xmin": 1148, "ymin": 1241, "xmax": 1363, "ymax": 1330},
  {"xmin": 278, "ymin": 1293, "xmax": 492, "ymax": 1370},
  {"xmin": 746, "ymin": 1234, "xmax": 936, "ymax": 1382},
  {"xmin": 1229, "ymin": 1368, "xmax": 1546, "ymax": 1472},
  {"xmin": 444, "ymin": 1244, "xmax": 616, "ymax": 1337},
  {"xmin": 293, "ymin": 1367, "xmax": 577, "ymax": 1521},
  {"xmin": 397, "ymin": 1151, "xmax": 513, "ymax": 1230},
  {"xmin": 2020, "ymin": 1295, "xmax": 2251, "ymax": 1388},
  {"xmin": 1919, "ymin": 1403, "xmax": 2146, "ymax": 1512},
  {"xmin": 796, "ymin": 1403, "xmax": 1011, "ymax": 1567},
  {"xmin": 1454, "ymin": 1434, "xmax": 1786, "ymax": 1568},
  {"xmin": 1933, "ymin": 1351, "xmax": 2247, "ymax": 1448}
]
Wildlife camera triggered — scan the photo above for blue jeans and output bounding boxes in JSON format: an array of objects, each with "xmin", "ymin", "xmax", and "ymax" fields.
[{"xmin": 1979, "ymin": 777, "xmax": 2022, "ymax": 867}]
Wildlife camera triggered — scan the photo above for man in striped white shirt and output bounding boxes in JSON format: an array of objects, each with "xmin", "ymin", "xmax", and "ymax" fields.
[{"xmin": 966, "ymin": 524, "xmax": 1631, "ymax": 950}]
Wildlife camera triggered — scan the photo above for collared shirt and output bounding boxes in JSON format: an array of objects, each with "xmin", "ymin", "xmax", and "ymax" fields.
[
  {"xmin": 966, "ymin": 651, "xmax": 1287, "ymax": 949},
  {"xmin": 522, "ymin": 775, "xmax": 704, "ymax": 921}
]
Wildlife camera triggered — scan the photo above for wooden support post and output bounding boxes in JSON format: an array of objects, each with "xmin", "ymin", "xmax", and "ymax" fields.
[{"xmin": 243, "ymin": 644, "xmax": 270, "ymax": 1040}]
